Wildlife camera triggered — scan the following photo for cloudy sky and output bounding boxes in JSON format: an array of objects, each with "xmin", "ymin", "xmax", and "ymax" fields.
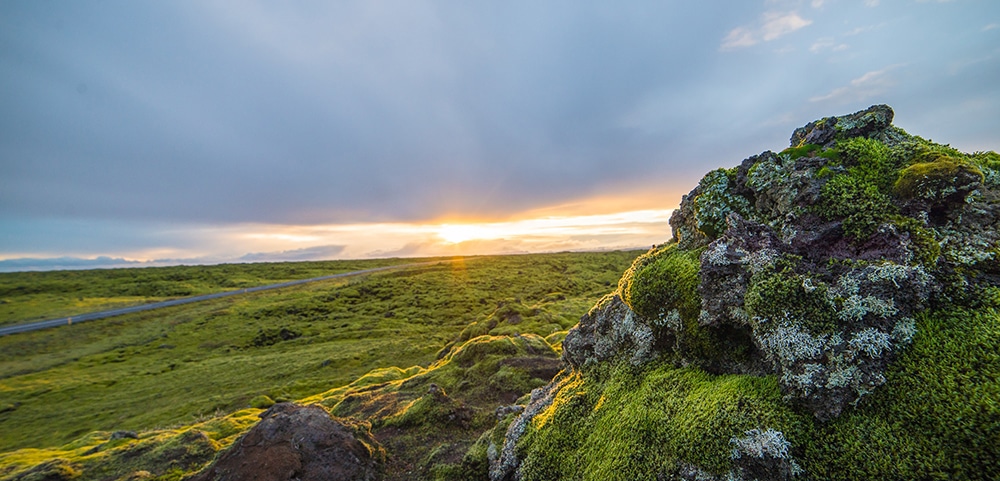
[{"xmin": 1, "ymin": 0, "xmax": 998, "ymax": 270}]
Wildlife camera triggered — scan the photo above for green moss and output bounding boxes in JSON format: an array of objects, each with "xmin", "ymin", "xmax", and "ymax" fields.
[
  {"xmin": 516, "ymin": 363, "xmax": 808, "ymax": 480},
  {"xmin": 458, "ymin": 430, "xmax": 493, "ymax": 480},
  {"xmin": 893, "ymin": 157, "xmax": 983, "ymax": 203},
  {"xmin": 5, "ymin": 458, "xmax": 82, "ymax": 480},
  {"xmin": 618, "ymin": 245, "xmax": 702, "ymax": 323},
  {"xmin": 837, "ymin": 137, "xmax": 896, "ymax": 191},
  {"xmin": 447, "ymin": 335, "xmax": 538, "ymax": 368},
  {"xmin": 891, "ymin": 216, "xmax": 941, "ymax": 268},
  {"xmin": 969, "ymin": 150, "xmax": 1000, "ymax": 167},
  {"xmin": 804, "ymin": 307, "xmax": 1000, "ymax": 480},
  {"xmin": 780, "ymin": 143, "xmax": 842, "ymax": 163},
  {"xmin": 744, "ymin": 266, "xmax": 838, "ymax": 334},
  {"xmin": 969, "ymin": 150, "xmax": 1000, "ymax": 186},
  {"xmin": 693, "ymin": 168, "xmax": 753, "ymax": 239},
  {"xmin": 382, "ymin": 389, "xmax": 467, "ymax": 429},
  {"xmin": 248, "ymin": 395, "xmax": 274, "ymax": 409},
  {"xmin": 0, "ymin": 423, "xmax": 231, "ymax": 481},
  {"xmin": 781, "ymin": 143, "xmax": 823, "ymax": 160},
  {"xmin": 907, "ymin": 142, "xmax": 968, "ymax": 164},
  {"xmin": 616, "ymin": 245, "xmax": 747, "ymax": 364},
  {"xmin": 818, "ymin": 149, "xmax": 842, "ymax": 162},
  {"xmin": 544, "ymin": 331, "xmax": 568, "ymax": 354},
  {"xmin": 306, "ymin": 332, "xmax": 560, "ymax": 478},
  {"xmin": 488, "ymin": 365, "xmax": 544, "ymax": 397},
  {"xmin": 457, "ymin": 299, "xmax": 572, "ymax": 344},
  {"xmin": 818, "ymin": 173, "xmax": 895, "ymax": 241},
  {"xmin": 813, "ymin": 137, "xmax": 905, "ymax": 241}
]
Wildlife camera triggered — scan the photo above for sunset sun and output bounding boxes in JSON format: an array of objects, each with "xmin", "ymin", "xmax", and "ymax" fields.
[{"xmin": 437, "ymin": 224, "xmax": 498, "ymax": 244}]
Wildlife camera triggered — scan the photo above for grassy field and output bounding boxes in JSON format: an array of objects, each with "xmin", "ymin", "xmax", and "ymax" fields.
[
  {"xmin": 0, "ymin": 257, "xmax": 420, "ymax": 326},
  {"xmin": 0, "ymin": 250, "xmax": 642, "ymax": 453}
]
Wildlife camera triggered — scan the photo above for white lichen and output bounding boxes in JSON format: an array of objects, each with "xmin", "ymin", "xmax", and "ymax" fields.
[
  {"xmin": 729, "ymin": 306, "xmax": 751, "ymax": 324},
  {"xmin": 890, "ymin": 317, "xmax": 917, "ymax": 344},
  {"xmin": 825, "ymin": 364, "xmax": 858, "ymax": 389},
  {"xmin": 755, "ymin": 318, "xmax": 827, "ymax": 363},
  {"xmin": 654, "ymin": 309, "xmax": 683, "ymax": 330},
  {"xmin": 783, "ymin": 363, "xmax": 824, "ymax": 393},
  {"xmin": 705, "ymin": 240, "xmax": 735, "ymax": 266},
  {"xmin": 865, "ymin": 263, "xmax": 931, "ymax": 288},
  {"xmin": 744, "ymin": 248, "xmax": 779, "ymax": 275},
  {"xmin": 839, "ymin": 295, "xmax": 897, "ymax": 322},
  {"xmin": 728, "ymin": 428, "xmax": 804, "ymax": 480},
  {"xmin": 848, "ymin": 328, "xmax": 892, "ymax": 358},
  {"xmin": 945, "ymin": 242, "xmax": 995, "ymax": 266},
  {"xmin": 618, "ymin": 308, "xmax": 655, "ymax": 365},
  {"xmin": 833, "ymin": 273, "xmax": 860, "ymax": 297},
  {"xmin": 730, "ymin": 428, "xmax": 791, "ymax": 460},
  {"xmin": 865, "ymin": 263, "xmax": 908, "ymax": 287}
]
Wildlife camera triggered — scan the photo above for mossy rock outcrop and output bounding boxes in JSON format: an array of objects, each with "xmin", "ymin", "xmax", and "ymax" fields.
[{"xmin": 490, "ymin": 105, "xmax": 1000, "ymax": 480}]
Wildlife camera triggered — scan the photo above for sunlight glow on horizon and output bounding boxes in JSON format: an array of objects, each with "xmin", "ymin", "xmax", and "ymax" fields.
[
  {"xmin": 0, "ymin": 208, "xmax": 675, "ymax": 270},
  {"xmin": 436, "ymin": 210, "xmax": 673, "ymax": 244}
]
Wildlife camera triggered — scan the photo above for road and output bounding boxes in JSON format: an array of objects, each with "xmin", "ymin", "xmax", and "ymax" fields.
[{"xmin": 0, "ymin": 261, "xmax": 452, "ymax": 337}]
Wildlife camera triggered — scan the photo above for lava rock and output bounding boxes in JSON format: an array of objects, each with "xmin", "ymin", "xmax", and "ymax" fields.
[{"xmin": 189, "ymin": 403, "xmax": 382, "ymax": 481}]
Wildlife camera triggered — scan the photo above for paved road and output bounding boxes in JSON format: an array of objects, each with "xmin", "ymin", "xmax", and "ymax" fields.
[{"xmin": 0, "ymin": 261, "xmax": 451, "ymax": 337}]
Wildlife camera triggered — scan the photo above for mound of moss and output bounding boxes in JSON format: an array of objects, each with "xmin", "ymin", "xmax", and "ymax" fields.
[
  {"xmin": 491, "ymin": 105, "xmax": 1000, "ymax": 480},
  {"xmin": 0, "ymin": 332, "xmax": 563, "ymax": 481},
  {"xmin": 0, "ymin": 412, "xmax": 258, "ymax": 481}
]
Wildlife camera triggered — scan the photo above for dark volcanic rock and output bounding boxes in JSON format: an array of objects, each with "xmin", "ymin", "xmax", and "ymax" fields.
[
  {"xmin": 189, "ymin": 403, "xmax": 382, "ymax": 481},
  {"xmin": 488, "ymin": 104, "xmax": 1000, "ymax": 480},
  {"xmin": 561, "ymin": 293, "xmax": 654, "ymax": 368},
  {"xmin": 789, "ymin": 104, "xmax": 894, "ymax": 148},
  {"xmin": 586, "ymin": 105, "xmax": 992, "ymax": 419}
]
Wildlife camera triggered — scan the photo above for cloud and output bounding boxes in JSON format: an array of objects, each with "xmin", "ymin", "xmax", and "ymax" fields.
[
  {"xmin": 947, "ymin": 49, "xmax": 1000, "ymax": 76},
  {"xmin": 984, "ymin": 23, "xmax": 999, "ymax": 32},
  {"xmin": 864, "ymin": 0, "xmax": 880, "ymax": 7},
  {"xmin": 721, "ymin": 11, "xmax": 813, "ymax": 50},
  {"xmin": 0, "ymin": 246, "xmax": 346, "ymax": 272},
  {"xmin": 239, "ymin": 245, "xmax": 346, "ymax": 262},
  {"xmin": 844, "ymin": 23, "xmax": 883, "ymax": 36},
  {"xmin": 0, "ymin": 256, "xmax": 142, "ymax": 272},
  {"xmin": 364, "ymin": 242, "xmax": 431, "ymax": 259},
  {"xmin": 809, "ymin": 65, "xmax": 902, "ymax": 103},
  {"xmin": 810, "ymin": 37, "xmax": 849, "ymax": 53},
  {"xmin": 2, "ymin": 1, "xmax": 999, "ymax": 266}
]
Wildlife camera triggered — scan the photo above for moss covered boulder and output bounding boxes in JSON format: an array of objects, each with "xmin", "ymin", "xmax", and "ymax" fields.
[{"xmin": 490, "ymin": 105, "xmax": 1000, "ymax": 481}]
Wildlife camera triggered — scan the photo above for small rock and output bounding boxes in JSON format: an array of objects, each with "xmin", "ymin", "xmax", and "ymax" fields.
[
  {"xmin": 110, "ymin": 430, "xmax": 139, "ymax": 440},
  {"xmin": 189, "ymin": 403, "xmax": 383, "ymax": 481}
]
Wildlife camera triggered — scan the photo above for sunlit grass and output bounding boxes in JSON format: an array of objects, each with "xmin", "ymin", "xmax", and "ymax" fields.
[
  {"xmin": 0, "ymin": 251, "xmax": 642, "ymax": 452},
  {"xmin": 0, "ymin": 257, "xmax": 418, "ymax": 326}
]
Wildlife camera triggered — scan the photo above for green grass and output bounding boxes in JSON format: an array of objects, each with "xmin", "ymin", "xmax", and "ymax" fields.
[
  {"xmin": 0, "ymin": 257, "xmax": 420, "ymax": 326},
  {"xmin": 0, "ymin": 251, "xmax": 641, "ymax": 453}
]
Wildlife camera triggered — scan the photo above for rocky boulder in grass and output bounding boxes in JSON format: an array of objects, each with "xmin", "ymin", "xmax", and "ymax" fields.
[
  {"xmin": 487, "ymin": 105, "xmax": 1000, "ymax": 480},
  {"xmin": 189, "ymin": 403, "xmax": 383, "ymax": 481}
]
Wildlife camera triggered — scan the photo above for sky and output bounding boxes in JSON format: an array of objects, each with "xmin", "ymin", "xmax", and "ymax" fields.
[{"xmin": 1, "ymin": 0, "xmax": 998, "ymax": 271}]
